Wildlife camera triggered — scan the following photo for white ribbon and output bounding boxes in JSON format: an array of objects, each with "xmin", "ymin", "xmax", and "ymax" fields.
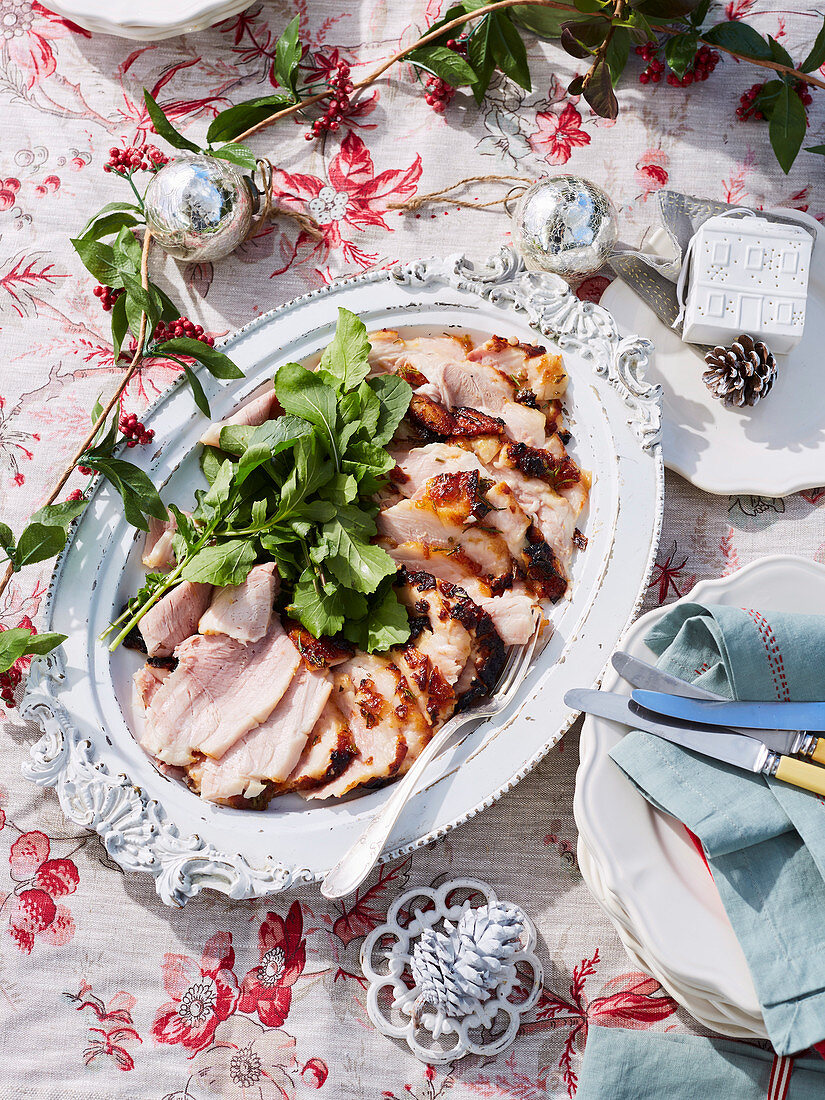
[{"xmin": 672, "ymin": 208, "xmax": 758, "ymax": 329}]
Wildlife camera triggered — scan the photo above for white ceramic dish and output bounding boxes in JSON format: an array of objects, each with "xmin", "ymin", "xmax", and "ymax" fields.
[
  {"xmin": 577, "ymin": 837, "xmax": 765, "ymax": 1037},
  {"xmin": 602, "ymin": 209, "xmax": 825, "ymax": 496},
  {"xmin": 41, "ymin": 0, "xmax": 250, "ymax": 39},
  {"xmin": 575, "ymin": 555, "xmax": 825, "ymax": 1036},
  {"xmin": 21, "ymin": 249, "xmax": 663, "ymax": 906}
]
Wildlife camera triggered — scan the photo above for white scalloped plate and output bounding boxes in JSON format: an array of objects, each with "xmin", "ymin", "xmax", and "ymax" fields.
[
  {"xmin": 21, "ymin": 250, "xmax": 663, "ymax": 906},
  {"xmin": 602, "ymin": 208, "xmax": 825, "ymax": 496},
  {"xmin": 42, "ymin": 0, "xmax": 250, "ymax": 39},
  {"xmin": 574, "ymin": 555, "xmax": 825, "ymax": 1036}
]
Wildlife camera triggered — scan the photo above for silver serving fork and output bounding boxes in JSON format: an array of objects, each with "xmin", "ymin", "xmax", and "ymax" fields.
[{"xmin": 320, "ymin": 618, "xmax": 543, "ymax": 899}]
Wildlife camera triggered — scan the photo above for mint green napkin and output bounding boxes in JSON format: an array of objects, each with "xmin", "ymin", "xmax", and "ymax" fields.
[
  {"xmin": 610, "ymin": 603, "xmax": 825, "ymax": 1055},
  {"xmin": 576, "ymin": 1026, "xmax": 825, "ymax": 1099}
]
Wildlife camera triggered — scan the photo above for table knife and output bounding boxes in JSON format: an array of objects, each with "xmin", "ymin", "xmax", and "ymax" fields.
[
  {"xmin": 611, "ymin": 652, "xmax": 814, "ymax": 757},
  {"xmin": 566, "ymin": 688, "xmax": 825, "ymax": 796},
  {"xmin": 631, "ymin": 689, "xmax": 825, "ymax": 760}
]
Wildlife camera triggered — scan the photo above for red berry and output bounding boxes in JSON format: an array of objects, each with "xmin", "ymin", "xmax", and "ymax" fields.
[
  {"xmin": 639, "ymin": 72, "xmax": 650, "ymax": 85},
  {"xmin": 66, "ymin": 490, "xmax": 84, "ymax": 502}
]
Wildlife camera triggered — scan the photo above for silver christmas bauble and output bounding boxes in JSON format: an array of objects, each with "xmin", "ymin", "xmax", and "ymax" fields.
[
  {"xmin": 144, "ymin": 155, "xmax": 258, "ymax": 263},
  {"xmin": 512, "ymin": 175, "xmax": 618, "ymax": 282}
]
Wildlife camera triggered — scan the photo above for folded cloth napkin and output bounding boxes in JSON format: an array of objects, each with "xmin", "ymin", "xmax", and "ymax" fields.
[
  {"xmin": 610, "ymin": 603, "xmax": 825, "ymax": 1055},
  {"xmin": 576, "ymin": 1026, "xmax": 825, "ymax": 1099}
]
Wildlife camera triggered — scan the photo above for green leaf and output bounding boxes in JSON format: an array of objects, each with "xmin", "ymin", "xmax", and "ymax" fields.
[
  {"xmin": 200, "ymin": 445, "xmax": 226, "ymax": 485},
  {"xmin": 631, "ymin": 0, "xmax": 699, "ymax": 15},
  {"xmin": 71, "ymin": 238, "xmax": 121, "ymax": 286},
  {"xmin": 343, "ymin": 441, "xmax": 395, "ymax": 478},
  {"xmin": 288, "ymin": 570, "xmax": 351, "ymax": 638},
  {"xmin": 206, "ymin": 95, "xmax": 292, "ymax": 145},
  {"xmin": 274, "ymin": 363, "xmax": 339, "ymax": 460},
  {"xmin": 806, "ymin": 143, "xmax": 825, "ymax": 155},
  {"xmin": 343, "ymin": 582, "xmax": 410, "ymax": 653},
  {"xmin": 560, "ymin": 17, "xmax": 606, "ymax": 58},
  {"xmin": 319, "ymin": 473, "xmax": 359, "ymax": 506},
  {"xmin": 152, "ymin": 338, "xmax": 243, "ymax": 379},
  {"xmin": 181, "ymin": 538, "xmax": 256, "ymax": 586},
  {"xmin": 210, "ymin": 143, "xmax": 258, "ymax": 171},
  {"xmin": 606, "ymin": 26, "xmax": 631, "ymax": 84},
  {"xmin": 122, "ymin": 275, "xmax": 158, "ymax": 341},
  {"xmin": 407, "ymin": 43, "xmax": 478, "ymax": 86},
  {"xmin": 0, "ymin": 628, "xmax": 67, "ymax": 675},
  {"xmin": 234, "ymin": 415, "xmax": 314, "ymax": 486},
  {"xmin": 665, "ymin": 31, "xmax": 699, "ymax": 77},
  {"xmin": 113, "ymin": 225, "xmax": 143, "ymax": 273},
  {"xmin": 488, "ymin": 11, "xmax": 532, "ymax": 90},
  {"xmin": 509, "ymin": 4, "xmax": 569, "ymax": 36},
  {"xmin": 466, "ymin": 14, "xmax": 497, "ymax": 103},
  {"xmin": 318, "ymin": 307, "xmax": 372, "ymax": 393},
  {"xmin": 168, "ymin": 504, "xmax": 198, "ymax": 552},
  {"xmin": 110, "ymin": 293, "xmax": 128, "ymax": 362},
  {"xmin": 316, "ymin": 516, "xmax": 396, "ymax": 594},
  {"xmin": 691, "ymin": 0, "xmax": 712, "ymax": 24},
  {"xmin": 582, "ymin": 59, "xmax": 618, "ymax": 119},
  {"xmin": 14, "ymin": 523, "xmax": 69, "ymax": 568},
  {"xmin": 79, "ymin": 203, "xmax": 143, "ymax": 242},
  {"xmin": 702, "ymin": 21, "xmax": 772, "ymax": 60},
  {"xmin": 195, "ymin": 459, "xmax": 235, "ymax": 522},
  {"xmin": 802, "ymin": 19, "xmax": 825, "ymax": 72},
  {"xmin": 0, "ymin": 522, "xmax": 13, "ymax": 553},
  {"xmin": 575, "ymin": 0, "xmax": 608, "ymax": 12},
  {"xmin": 29, "ymin": 500, "xmax": 87, "ymax": 528},
  {"xmin": 274, "ymin": 14, "xmax": 301, "ymax": 95},
  {"xmin": 82, "ymin": 453, "xmax": 167, "ymax": 531},
  {"xmin": 143, "ymin": 90, "xmax": 201, "ymax": 153},
  {"xmin": 767, "ymin": 35, "xmax": 794, "ymax": 69},
  {"xmin": 153, "ymin": 284, "xmax": 180, "ymax": 323},
  {"xmin": 770, "ymin": 80, "xmax": 807, "ymax": 174},
  {"xmin": 182, "ymin": 363, "xmax": 210, "ymax": 417}
]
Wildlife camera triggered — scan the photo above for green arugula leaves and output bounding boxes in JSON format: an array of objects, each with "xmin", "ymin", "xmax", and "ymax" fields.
[{"xmin": 112, "ymin": 308, "xmax": 414, "ymax": 653}]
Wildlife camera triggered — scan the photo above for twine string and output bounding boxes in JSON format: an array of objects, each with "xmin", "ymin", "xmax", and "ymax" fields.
[
  {"xmin": 248, "ymin": 158, "xmax": 324, "ymax": 241},
  {"xmin": 387, "ymin": 174, "xmax": 533, "ymax": 213}
]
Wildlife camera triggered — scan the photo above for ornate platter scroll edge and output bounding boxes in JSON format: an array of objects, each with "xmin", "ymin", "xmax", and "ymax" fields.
[{"xmin": 20, "ymin": 248, "xmax": 663, "ymax": 906}]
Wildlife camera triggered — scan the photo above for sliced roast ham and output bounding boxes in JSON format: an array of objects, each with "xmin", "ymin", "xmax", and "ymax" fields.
[
  {"xmin": 143, "ymin": 514, "xmax": 181, "ymax": 572},
  {"xmin": 194, "ymin": 665, "xmax": 334, "ymax": 803},
  {"xmin": 286, "ymin": 700, "xmax": 357, "ymax": 792},
  {"xmin": 138, "ymin": 581, "xmax": 213, "ymax": 658},
  {"xmin": 468, "ymin": 336, "xmax": 568, "ymax": 403},
  {"xmin": 304, "ymin": 654, "xmax": 431, "ymax": 799},
  {"xmin": 199, "ymin": 386, "xmax": 282, "ymax": 448},
  {"xmin": 198, "ymin": 563, "xmax": 279, "ymax": 644},
  {"xmin": 140, "ymin": 620, "xmax": 300, "ymax": 766},
  {"xmin": 133, "ymin": 664, "xmax": 173, "ymax": 713}
]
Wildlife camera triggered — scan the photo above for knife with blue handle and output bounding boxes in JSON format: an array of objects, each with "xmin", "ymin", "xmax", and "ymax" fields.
[
  {"xmin": 566, "ymin": 688, "xmax": 825, "ymax": 796},
  {"xmin": 611, "ymin": 652, "xmax": 819, "ymax": 757}
]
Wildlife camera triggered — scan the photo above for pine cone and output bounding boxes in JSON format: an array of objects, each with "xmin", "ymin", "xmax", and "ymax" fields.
[
  {"xmin": 410, "ymin": 903, "xmax": 527, "ymax": 1021},
  {"xmin": 702, "ymin": 334, "xmax": 777, "ymax": 408}
]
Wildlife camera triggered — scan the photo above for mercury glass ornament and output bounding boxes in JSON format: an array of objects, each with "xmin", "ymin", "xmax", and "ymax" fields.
[
  {"xmin": 144, "ymin": 155, "xmax": 259, "ymax": 263},
  {"xmin": 513, "ymin": 175, "xmax": 618, "ymax": 282}
]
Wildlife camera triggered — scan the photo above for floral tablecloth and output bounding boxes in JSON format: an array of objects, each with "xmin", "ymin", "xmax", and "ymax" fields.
[{"xmin": 0, "ymin": 2, "xmax": 823, "ymax": 1096}]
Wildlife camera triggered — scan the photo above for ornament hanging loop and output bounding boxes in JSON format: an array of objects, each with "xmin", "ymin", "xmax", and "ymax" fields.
[{"xmin": 248, "ymin": 157, "xmax": 323, "ymax": 243}]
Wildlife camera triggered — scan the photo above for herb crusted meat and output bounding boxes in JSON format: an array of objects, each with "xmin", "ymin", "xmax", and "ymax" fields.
[{"xmin": 131, "ymin": 321, "xmax": 588, "ymax": 807}]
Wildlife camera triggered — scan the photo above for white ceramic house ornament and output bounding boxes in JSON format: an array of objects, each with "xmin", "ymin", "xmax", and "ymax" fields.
[{"xmin": 680, "ymin": 213, "xmax": 812, "ymax": 353}]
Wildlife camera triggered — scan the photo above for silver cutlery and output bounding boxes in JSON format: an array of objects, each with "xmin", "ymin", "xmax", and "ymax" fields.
[
  {"xmin": 565, "ymin": 688, "xmax": 825, "ymax": 796},
  {"xmin": 321, "ymin": 618, "xmax": 543, "ymax": 899}
]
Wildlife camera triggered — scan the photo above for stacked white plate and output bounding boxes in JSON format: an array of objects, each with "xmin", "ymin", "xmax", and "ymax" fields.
[
  {"xmin": 41, "ymin": 0, "xmax": 250, "ymax": 39},
  {"xmin": 574, "ymin": 556, "xmax": 825, "ymax": 1038}
]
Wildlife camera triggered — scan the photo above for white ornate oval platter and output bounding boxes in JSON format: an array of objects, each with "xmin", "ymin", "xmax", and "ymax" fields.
[
  {"xmin": 41, "ymin": 0, "xmax": 251, "ymax": 40},
  {"xmin": 21, "ymin": 249, "xmax": 663, "ymax": 906}
]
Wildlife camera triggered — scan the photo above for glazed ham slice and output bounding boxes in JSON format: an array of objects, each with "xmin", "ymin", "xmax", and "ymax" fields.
[
  {"xmin": 468, "ymin": 336, "xmax": 568, "ymax": 403},
  {"xmin": 140, "ymin": 620, "xmax": 300, "ymax": 766},
  {"xmin": 138, "ymin": 581, "xmax": 213, "ymax": 658},
  {"xmin": 199, "ymin": 386, "xmax": 281, "ymax": 448},
  {"xmin": 194, "ymin": 665, "xmax": 334, "ymax": 803},
  {"xmin": 286, "ymin": 700, "xmax": 357, "ymax": 793},
  {"xmin": 198, "ymin": 563, "xmax": 279, "ymax": 644},
  {"xmin": 385, "ymin": 542, "xmax": 537, "ymax": 644},
  {"xmin": 304, "ymin": 655, "xmax": 430, "ymax": 799}
]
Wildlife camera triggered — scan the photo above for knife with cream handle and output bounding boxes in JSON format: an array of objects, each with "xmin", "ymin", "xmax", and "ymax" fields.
[
  {"xmin": 565, "ymin": 688, "xmax": 825, "ymax": 797},
  {"xmin": 612, "ymin": 652, "xmax": 825, "ymax": 763}
]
